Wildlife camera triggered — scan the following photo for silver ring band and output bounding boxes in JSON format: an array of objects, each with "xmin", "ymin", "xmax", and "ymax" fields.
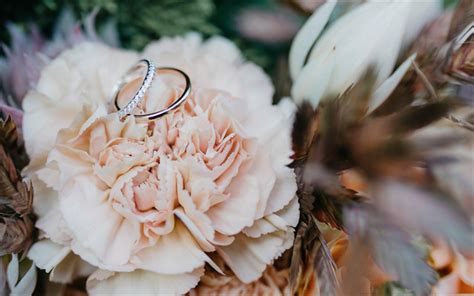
[
  {"xmin": 115, "ymin": 66, "xmax": 191, "ymax": 120},
  {"xmin": 112, "ymin": 59, "xmax": 156, "ymax": 119}
]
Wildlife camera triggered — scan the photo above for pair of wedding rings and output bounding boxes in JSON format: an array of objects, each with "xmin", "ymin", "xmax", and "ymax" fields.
[{"xmin": 112, "ymin": 59, "xmax": 191, "ymax": 120}]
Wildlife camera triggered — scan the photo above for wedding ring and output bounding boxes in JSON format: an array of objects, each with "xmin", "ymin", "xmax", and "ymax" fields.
[
  {"xmin": 113, "ymin": 61, "xmax": 191, "ymax": 120},
  {"xmin": 112, "ymin": 59, "xmax": 156, "ymax": 119}
]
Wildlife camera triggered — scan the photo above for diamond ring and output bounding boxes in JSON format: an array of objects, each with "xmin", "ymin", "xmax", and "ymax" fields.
[{"xmin": 112, "ymin": 59, "xmax": 191, "ymax": 120}]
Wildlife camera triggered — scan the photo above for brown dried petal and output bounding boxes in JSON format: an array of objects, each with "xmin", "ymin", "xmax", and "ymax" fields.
[
  {"xmin": 11, "ymin": 181, "xmax": 33, "ymax": 216},
  {"xmin": 0, "ymin": 217, "xmax": 33, "ymax": 255},
  {"xmin": 0, "ymin": 144, "xmax": 18, "ymax": 186},
  {"xmin": 447, "ymin": 41, "xmax": 474, "ymax": 83},
  {"xmin": 0, "ymin": 116, "xmax": 29, "ymax": 171},
  {"xmin": 0, "ymin": 154, "xmax": 33, "ymax": 216}
]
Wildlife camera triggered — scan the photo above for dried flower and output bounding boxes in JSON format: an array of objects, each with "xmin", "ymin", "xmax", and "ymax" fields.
[
  {"xmin": 189, "ymin": 262, "xmax": 292, "ymax": 296},
  {"xmin": 0, "ymin": 217, "xmax": 33, "ymax": 255},
  {"xmin": 0, "ymin": 143, "xmax": 32, "ymax": 216},
  {"xmin": 445, "ymin": 27, "xmax": 473, "ymax": 83},
  {"xmin": 290, "ymin": 68, "xmax": 473, "ymax": 295},
  {"xmin": 0, "ymin": 116, "xmax": 34, "ymax": 256}
]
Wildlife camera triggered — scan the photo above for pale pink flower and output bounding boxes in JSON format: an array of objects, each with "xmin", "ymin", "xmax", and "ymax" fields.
[{"xmin": 23, "ymin": 34, "xmax": 298, "ymax": 294}]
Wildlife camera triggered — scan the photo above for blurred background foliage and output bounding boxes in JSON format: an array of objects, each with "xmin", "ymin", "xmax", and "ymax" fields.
[
  {"xmin": 0, "ymin": 0, "xmax": 304, "ymax": 72},
  {"xmin": 0, "ymin": 0, "xmax": 459, "ymax": 75}
]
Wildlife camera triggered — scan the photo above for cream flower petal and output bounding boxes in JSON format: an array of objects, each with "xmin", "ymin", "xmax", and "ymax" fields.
[
  {"xmin": 243, "ymin": 218, "xmax": 280, "ymax": 239},
  {"xmin": 34, "ymin": 55, "xmax": 81, "ymax": 102},
  {"xmin": 60, "ymin": 175, "xmax": 140, "ymax": 267},
  {"xmin": 217, "ymin": 230, "xmax": 294, "ymax": 283},
  {"xmin": 29, "ymin": 177, "xmax": 72, "ymax": 244},
  {"xmin": 244, "ymin": 197, "xmax": 300, "ymax": 238},
  {"xmin": 263, "ymin": 166, "xmax": 297, "ymax": 217},
  {"xmin": 248, "ymin": 153, "xmax": 277, "ymax": 219},
  {"xmin": 50, "ymin": 252, "xmax": 95, "ymax": 284},
  {"xmin": 131, "ymin": 221, "xmax": 209, "ymax": 274},
  {"xmin": 202, "ymin": 36, "xmax": 242, "ymax": 63},
  {"xmin": 207, "ymin": 174, "xmax": 260, "ymax": 236},
  {"xmin": 23, "ymin": 43, "xmax": 137, "ymax": 163},
  {"xmin": 87, "ymin": 267, "xmax": 204, "ymax": 295},
  {"xmin": 274, "ymin": 197, "xmax": 300, "ymax": 228},
  {"xmin": 53, "ymin": 104, "xmax": 108, "ymax": 146},
  {"xmin": 142, "ymin": 34, "xmax": 274, "ymax": 111},
  {"xmin": 28, "ymin": 240, "xmax": 70, "ymax": 273},
  {"xmin": 68, "ymin": 239, "xmax": 134, "ymax": 273},
  {"xmin": 94, "ymin": 139, "xmax": 155, "ymax": 187},
  {"xmin": 23, "ymin": 91, "xmax": 82, "ymax": 166},
  {"xmin": 29, "ymin": 176, "xmax": 57, "ymax": 218},
  {"xmin": 39, "ymin": 145, "xmax": 94, "ymax": 190},
  {"xmin": 36, "ymin": 43, "xmax": 138, "ymax": 103},
  {"xmin": 174, "ymin": 207, "xmax": 215, "ymax": 252},
  {"xmin": 35, "ymin": 208, "xmax": 71, "ymax": 244},
  {"xmin": 236, "ymin": 63, "xmax": 274, "ymax": 110},
  {"xmin": 265, "ymin": 102, "xmax": 295, "ymax": 166},
  {"xmin": 241, "ymin": 104, "xmax": 287, "ymax": 143}
]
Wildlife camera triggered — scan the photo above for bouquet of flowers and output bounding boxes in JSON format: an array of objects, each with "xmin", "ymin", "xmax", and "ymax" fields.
[{"xmin": 0, "ymin": 0, "xmax": 472, "ymax": 295}]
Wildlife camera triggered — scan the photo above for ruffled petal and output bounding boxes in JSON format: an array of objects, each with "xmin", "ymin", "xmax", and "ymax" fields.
[
  {"xmin": 60, "ymin": 175, "xmax": 140, "ymax": 268},
  {"xmin": 87, "ymin": 267, "xmax": 204, "ymax": 295},
  {"xmin": 264, "ymin": 166, "xmax": 297, "ymax": 216},
  {"xmin": 131, "ymin": 221, "xmax": 209, "ymax": 274},
  {"xmin": 50, "ymin": 252, "xmax": 95, "ymax": 284},
  {"xmin": 217, "ymin": 230, "xmax": 294, "ymax": 283},
  {"xmin": 23, "ymin": 91, "xmax": 82, "ymax": 167},
  {"xmin": 207, "ymin": 174, "xmax": 259, "ymax": 235},
  {"xmin": 28, "ymin": 240, "xmax": 70, "ymax": 273},
  {"xmin": 244, "ymin": 197, "xmax": 299, "ymax": 238}
]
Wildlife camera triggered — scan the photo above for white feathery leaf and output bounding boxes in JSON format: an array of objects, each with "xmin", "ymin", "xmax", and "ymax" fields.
[
  {"xmin": 291, "ymin": 49, "xmax": 336, "ymax": 105},
  {"xmin": 401, "ymin": 0, "xmax": 442, "ymax": 50},
  {"xmin": 292, "ymin": 1, "xmax": 439, "ymax": 108},
  {"xmin": 6, "ymin": 254, "xmax": 19, "ymax": 289},
  {"xmin": 368, "ymin": 54, "xmax": 417, "ymax": 113},
  {"xmin": 288, "ymin": 0, "xmax": 336, "ymax": 80},
  {"xmin": 10, "ymin": 261, "xmax": 36, "ymax": 296},
  {"xmin": 317, "ymin": 3, "xmax": 407, "ymax": 102}
]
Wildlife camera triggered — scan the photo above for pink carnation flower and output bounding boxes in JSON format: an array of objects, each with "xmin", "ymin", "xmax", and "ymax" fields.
[{"xmin": 23, "ymin": 34, "xmax": 298, "ymax": 294}]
